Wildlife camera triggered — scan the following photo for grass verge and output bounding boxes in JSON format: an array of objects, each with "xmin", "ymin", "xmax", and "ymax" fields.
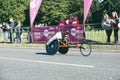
[
  {"xmin": 0, "ymin": 43, "xmax": 120, "ymax": 51},
  {"xmin": 0, "ymin": 43, "xmax": 45, "ymax": 49}
]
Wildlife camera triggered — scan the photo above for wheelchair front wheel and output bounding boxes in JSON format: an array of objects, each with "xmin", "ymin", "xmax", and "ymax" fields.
[{"xmin": 80, "ymin": 43, "xmax": 92, "ymax": 56}]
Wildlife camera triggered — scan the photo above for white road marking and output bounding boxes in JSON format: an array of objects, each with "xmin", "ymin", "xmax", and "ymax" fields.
[{"xmin": 0, "ymin": 57, "xmax": 95, "ymax": 68}]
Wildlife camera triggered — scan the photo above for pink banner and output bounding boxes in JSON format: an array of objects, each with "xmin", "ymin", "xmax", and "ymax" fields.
[
  {"xmin": 84, "ymin": 0, "xmax": 93, "ymax": 23},
  {"xmin": 30, "ymin": 0, "xmax": 42, "ymax": 27},
  {"xmin": 31, "ymin": 25, "xmax": 85, "ymax": 43}
]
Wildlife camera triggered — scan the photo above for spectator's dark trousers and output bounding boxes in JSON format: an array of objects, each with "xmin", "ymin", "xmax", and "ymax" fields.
[
  {"xmin": 9, "ymin": 29, "xmax": 14, "ymax": 43},
  {"xmin": 114, "ymin": 28, "xmax": 119, "ymax": 43},
  {"xmin": 105, "ymin": 29, "xmax": 112, "ymax": 42}
]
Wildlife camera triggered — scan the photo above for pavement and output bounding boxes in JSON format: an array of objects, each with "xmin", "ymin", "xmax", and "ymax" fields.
[{"xmin": 0, "ymin": 43, "xmax": 120, "ymax": 53}]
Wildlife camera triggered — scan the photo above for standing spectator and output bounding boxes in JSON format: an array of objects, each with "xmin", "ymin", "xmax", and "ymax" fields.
[
  {"xmin": 0, "ymin": 25, "xmax": 2, "ymax": 41},
  {"xmin": 9, "ymin": 18, "xmax": 15, "ymax": 43},
  {"xmin": 66, "ymin": 15, "xmax": 74, "ymax": 25},
  {"xmin": 72, "ymin": 16, "xmax": 79, "ymax": 27},
  {"xmin": 111, "ymin": 11, "xmax": 119, "ymax": 44},
  {"xmin": 15, "ymin": 20, "xmax": 22, "ymax": 43},
  {"xmin": 59, "ymin": 18, "xmax": 66, "ymax": 26},
  {"xmin": 58, "ymin": 18, "xmax": 66, "ymax": 31},
  {"xmin": 1, "ymin": 22, "xmax": 9, "ymax": 43},
  {"xmin": 101, "ymin": 13, "xmax": 112, "ymax": 44}
]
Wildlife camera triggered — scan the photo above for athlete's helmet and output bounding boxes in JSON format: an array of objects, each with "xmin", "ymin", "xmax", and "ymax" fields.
[{"xmin": 63, "ymin": 29, "xmax": 69, "ymax": 35}]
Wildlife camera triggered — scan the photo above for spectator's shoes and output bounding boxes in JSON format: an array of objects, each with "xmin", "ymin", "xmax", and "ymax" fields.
[
  {"xmin": 113, "ymin": 41, "xmax": 119, "ymax": 44},
  {"xmin": 106, "ymin": 42, "xmax": 111, "ymax": 45}
]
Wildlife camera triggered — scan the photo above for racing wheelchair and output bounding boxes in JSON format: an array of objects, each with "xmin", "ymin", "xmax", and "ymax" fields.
[{"xmin": 46, "ymin": 39, "xmax": 92, "ymax": 56}]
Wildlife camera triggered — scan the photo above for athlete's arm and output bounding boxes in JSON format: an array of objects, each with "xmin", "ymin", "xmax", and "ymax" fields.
[{"xmin": 46, "ymin": 32, "xmax": 62, "ymax": 45}]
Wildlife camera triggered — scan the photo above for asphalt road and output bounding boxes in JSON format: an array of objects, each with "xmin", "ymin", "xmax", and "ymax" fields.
[{"xmin": 0, "ymin": 48, "xmax": 120, "ymax": 80}]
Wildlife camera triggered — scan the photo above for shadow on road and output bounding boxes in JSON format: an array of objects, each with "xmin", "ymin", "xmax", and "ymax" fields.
[
  {"xmin": 35, "ymin": 52, "xmax": 55, "ymax": 56},
  {"xmin": 35, "ymin": 52, "xmax": 84, "ymax": 57}
]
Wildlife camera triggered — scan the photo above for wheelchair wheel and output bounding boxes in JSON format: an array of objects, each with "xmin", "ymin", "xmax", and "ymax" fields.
[
  {"xmin": 58, "ymin": 47, "xmax": 69, "ymax": 54},
  {"xmin": 46, "ymin": 40, "xmax": 59, "ymax": 55},
  {"xmin": 58, "ymin": 40, "xmax": 69, "ymax": 54},
  {"xmin": 80, "ymin": 43, "xmax": 92, "ymax": 56}
]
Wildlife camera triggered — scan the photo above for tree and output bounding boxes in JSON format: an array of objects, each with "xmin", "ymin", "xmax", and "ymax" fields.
[
  {"xmin": 68, "ymin": 0, "xmax": 83, "ymax": 23},
  {"xmin": 0, "ymin": 0, "xmax": 29, "ymax": 25},
  {"xmin": 0, "ymin": 0, "xmax": 119, "ymax": 27},
  {"xmin": 35, "ymin": 0, "xmax": 69, "ymax": 26},
  {"xmin": 90, "ymin": 0, "xmax": 102, "ymax": 23}
]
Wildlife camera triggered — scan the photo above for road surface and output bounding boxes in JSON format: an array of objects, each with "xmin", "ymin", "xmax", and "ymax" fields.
[{"xmin": 0, "ymin": 48, "xmax": 120, "ymax": 80}]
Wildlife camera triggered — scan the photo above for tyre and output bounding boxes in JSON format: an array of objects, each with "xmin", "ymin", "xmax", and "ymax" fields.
[
  {"xmin": 46, "ymin": 40, "xmax": 59, "ymax": 55},
  {"xmin": 58, "ymin": 47, "xmax": 69, "ymax": 54},
  {"xmin": 80, "ymin": 43, "xmax": 92, "ymax": 56},
  {"xmin": 58, "ymin": 40, "xmax": 69, "ymax": 54}
]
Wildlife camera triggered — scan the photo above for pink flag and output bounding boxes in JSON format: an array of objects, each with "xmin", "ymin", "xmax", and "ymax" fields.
[
  {"xmin": 30, "ymin": 0, "xmax": 42, "ymax": 27},
  {"xmin": 84, "ymin": 0, "xmax": 93, "ymax": 23}
]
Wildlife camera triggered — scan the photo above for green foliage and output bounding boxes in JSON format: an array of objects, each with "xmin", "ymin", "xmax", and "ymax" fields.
[
  {"xmin": 0, "ymin": 0, "xmax": 29, "ymax": 25},
  {"xmin": 0, "ymin": 0, "xmax": 120, "ymax": 27},
  {"xmin": 68, "ymin": 0, "xmax": 83, "ymax": 23},
  {"xmin": 90, "ymin": 0, "xmax": 102, "ymax": 23},
  {"xmin": 36, "ymin": 0, "xmax": 69, "ymax": 25}
]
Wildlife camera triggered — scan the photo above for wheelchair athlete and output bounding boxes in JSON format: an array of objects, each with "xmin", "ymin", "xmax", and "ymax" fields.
[{"xmin": 46, "ymin": 29, "xmax": 69, "ymax": 45}]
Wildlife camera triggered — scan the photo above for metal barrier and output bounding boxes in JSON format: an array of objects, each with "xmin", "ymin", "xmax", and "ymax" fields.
[
  {"xmin": 0, "ymin": 27, "xmax": 30, "ymax": 43},
  {"xmin": 85, "ymin": 23, "xmax": 120, "ymax": 45},
  {"xmin": 0, "ymin": 24, "xmax": 120, "ymax": 45}
]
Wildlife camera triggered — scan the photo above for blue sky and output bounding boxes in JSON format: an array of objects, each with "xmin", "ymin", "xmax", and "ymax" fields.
[{"xmin": 98, "ymin": 0, "xmax": 104, "ymax": 3}]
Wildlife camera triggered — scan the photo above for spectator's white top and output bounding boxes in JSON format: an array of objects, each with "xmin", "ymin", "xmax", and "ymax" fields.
[
  {"xmin": 0, "ymin": 24, "xmax": 2, "ymax": 28},
  {"xmin": 47, "ymin": 31, "xmax": 62, "ymax": 45},
  {"xmin": 101, "ymin": 19, "xmax": 112, "ymax": 30}
]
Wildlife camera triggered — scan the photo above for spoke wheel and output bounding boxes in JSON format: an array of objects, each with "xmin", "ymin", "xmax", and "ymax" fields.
[
  {"xmin": 58, "ymin": 40, "xmax": 69, "ymax": 54},
  {"xmin": 58, "ymin": 47, "xmax": 69, "ymax": 54},
  {"xmin": 46, "ymin": 40, "xmax": 59, "ymax": 55},
  {"xmin": 80, "ymin": 43, "xmax": 92, "ymax": 56}
]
